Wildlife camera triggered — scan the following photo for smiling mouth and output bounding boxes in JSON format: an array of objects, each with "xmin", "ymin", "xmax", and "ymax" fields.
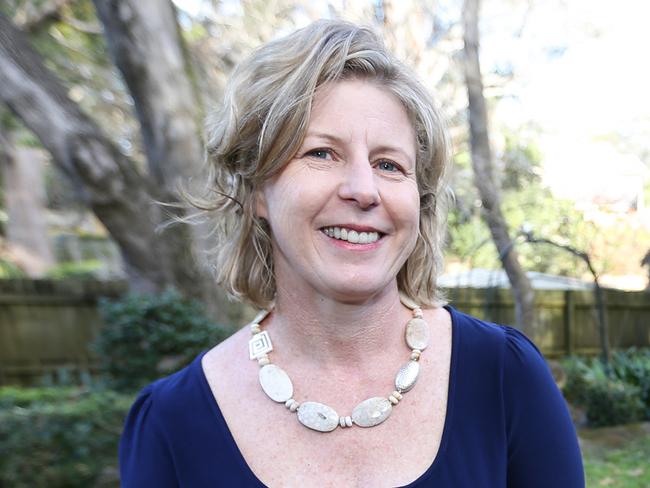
[{"xmin": 320, "ymin": 226, "xmax": 383, "ymax": 244}]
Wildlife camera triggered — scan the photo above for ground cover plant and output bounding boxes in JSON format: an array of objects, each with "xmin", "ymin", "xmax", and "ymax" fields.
[
  {"xmin": 580, "ymin": 423, "xmax": 650, "ymax": 487},
  {"xmin": 0, "ymin": 386, "xmax": 132, "ymax": 488}
]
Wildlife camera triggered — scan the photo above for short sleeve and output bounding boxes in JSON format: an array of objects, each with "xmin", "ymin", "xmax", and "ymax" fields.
[
  {"xmin": 502, "ymin": 326, "xmax": 585, "ymax": 488},
  {"xmin": 119, "ymin": 384, "xmax": 179, "ymax": 487}
]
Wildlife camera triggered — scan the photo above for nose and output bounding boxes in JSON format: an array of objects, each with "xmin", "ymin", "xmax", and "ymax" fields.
[{"xmin": 337, "ymin": 155, "xmax": 381, "ymax": 209}]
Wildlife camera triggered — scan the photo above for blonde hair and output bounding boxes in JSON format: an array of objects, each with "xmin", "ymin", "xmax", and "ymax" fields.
[{"xmin": 190, "ymin": 19, "xmax": 450, "ymax": 309}]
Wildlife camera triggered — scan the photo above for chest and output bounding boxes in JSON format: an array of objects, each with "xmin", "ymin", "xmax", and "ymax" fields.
[
  {"xmin": 204, "ymin": 358, "xmax": 450, "ymax": 487},
  {"xmin": 200, "ymin": 308, "xmax": 454, "ymax": 487},
  {"xmin": 234, "ymin": 402, "xmax": 446, "ymax": 487}
]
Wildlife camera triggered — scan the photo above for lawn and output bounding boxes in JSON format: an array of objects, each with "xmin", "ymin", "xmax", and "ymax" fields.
[{"xmin": 580, "ymin": 422, "xmax": 650, "ymax": 487}]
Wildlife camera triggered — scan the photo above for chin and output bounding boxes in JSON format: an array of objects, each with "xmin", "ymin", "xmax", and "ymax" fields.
[{"xmin": 318, "ymin": 276, "xmax": 394, "ymax": 303}]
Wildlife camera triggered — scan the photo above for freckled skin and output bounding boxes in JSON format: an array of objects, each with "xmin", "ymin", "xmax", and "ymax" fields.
[{"xmin": 256, "ymin": 80, "xmax": 420, "ymax": 303}]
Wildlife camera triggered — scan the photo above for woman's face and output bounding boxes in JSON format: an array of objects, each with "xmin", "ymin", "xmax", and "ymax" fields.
[{"xmin": 256, "ymin": 79, "xmax": 420, "ymax": 303}]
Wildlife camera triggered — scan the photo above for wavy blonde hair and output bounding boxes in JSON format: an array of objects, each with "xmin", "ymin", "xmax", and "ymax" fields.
[{"xmin": 189, "ymin": 19, "xmax": 450, "ymax": 309}]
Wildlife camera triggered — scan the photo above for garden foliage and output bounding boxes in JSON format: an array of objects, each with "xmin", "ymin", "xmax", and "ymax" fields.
[
  {"xmin": 562, "ymin": 349, "xmax": 650, "ymax": 427},
  {"xmin": 0, "ymin": 386, "xmax": 132, "ymax": 488},
  {"xmin": 92, "ymin": 289, "xmax": 231, "ymax": 392},
  {"xmin": 0, "ymin": 290, "xmax": 233, "ymax": 487}
]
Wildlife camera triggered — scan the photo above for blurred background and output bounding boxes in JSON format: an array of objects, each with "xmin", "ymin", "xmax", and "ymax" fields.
[{"xmin": 0, "ymin": 0, "xmax": 649, "ymax": 486}]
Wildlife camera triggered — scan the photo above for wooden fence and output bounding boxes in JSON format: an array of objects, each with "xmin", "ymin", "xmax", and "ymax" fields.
[
  {"xmin": 0, "ymin": 279, "xmax": 127, "ymax": 385},
  {"xmin": 0, "ymin": 279, "xmax": 648, "ymax": 385},
  {"xmin": 447, "ymin": 287, "xmax": 650, "ymax": 357}
]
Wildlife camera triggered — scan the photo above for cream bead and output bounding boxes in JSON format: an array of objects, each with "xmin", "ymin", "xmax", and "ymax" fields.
[
  {"xmin": 258, "ymin": 356, "xmax": 270, "ymax": 366},
  {"xmin": 285, "ymin": 398, "xmax": 299, "ymax": 411}
]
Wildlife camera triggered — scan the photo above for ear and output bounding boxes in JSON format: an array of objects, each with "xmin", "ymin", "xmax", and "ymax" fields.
[{"xmin": 255, "ymin": 188, "xmax": 269, "ymax": 220}]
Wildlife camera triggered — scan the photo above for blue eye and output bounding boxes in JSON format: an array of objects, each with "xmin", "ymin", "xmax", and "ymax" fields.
[
  {"xmin": 378, "ymin": 160, "xmax": 399, "ymax": 172},
  {"xmin": 307, "ymin": 149, "xmax": 331, "ymax": 159}
]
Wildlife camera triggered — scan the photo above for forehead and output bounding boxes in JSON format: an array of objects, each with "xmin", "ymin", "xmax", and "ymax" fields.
[{"xmin": 308, "ymin": 80, "xmax": 416, "ymax": 146}]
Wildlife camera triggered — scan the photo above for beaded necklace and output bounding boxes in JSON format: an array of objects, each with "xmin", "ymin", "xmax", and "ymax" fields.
[{"xmin": 248, "ymin": 295, "xmax": 430, "ymax": 432}]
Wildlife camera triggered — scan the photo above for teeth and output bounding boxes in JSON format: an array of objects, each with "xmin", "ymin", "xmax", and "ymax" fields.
[{"xmin": 321, "ymin": 226, "xmax": 380, "ymax": 244}]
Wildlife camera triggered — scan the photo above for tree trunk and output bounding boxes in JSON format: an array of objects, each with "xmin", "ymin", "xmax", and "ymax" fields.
[
  {"xmin": 92, "ymin": 0, "xmax": 204, "ymax": 189},
  {"xmin": 461, "ymin": 0, "xmax": 536, "ymax": 334},
  {"xmin": 92, "ymin": 0, "xmax": 228, "ymax": 314},
  {"xmin": 0, "ymin": 12, "xmax": 199, "ymax": 297},
  {"xmin": 0, "ymin": 130, "xmax": 55, "ymax": 276}
]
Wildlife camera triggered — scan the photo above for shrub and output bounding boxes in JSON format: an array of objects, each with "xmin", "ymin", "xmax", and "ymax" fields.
[
  {"xmin": 562, "ymin": 356, "xmax": 593, "ymax": 407},
  {"xmin": 581, "ymin": 377, "xmax": 644, "ymax": 427},
  {"xmin": 610, "ymin": 348, "xmax": 650, "ymax": 419},
  {"xmin": 562, "ymin": 351, "xmax": 648, "ymax": 427},
  {"xmin": 0, "ymin": 386, "xmax": 133, "ymax": 488},
  {"xmin": 92, "ymin": 289, "xmax": 231, "ymax": 392},
  {"xmin": 0, "ymin": 386, "xmax": 79, "ymax": 409}
]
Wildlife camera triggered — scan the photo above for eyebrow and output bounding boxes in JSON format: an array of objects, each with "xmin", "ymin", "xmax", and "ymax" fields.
[
  {"xmin": 303, "ymin": 131, "xmax": 348, "ymax": 146},
  {"xmin": 304, "ymin": 132, "xmax": 415, "ymax": 166}
]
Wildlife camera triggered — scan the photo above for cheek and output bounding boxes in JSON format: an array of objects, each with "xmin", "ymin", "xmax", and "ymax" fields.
[
  {"xmin": 393, "ymin": 188, "xmax": 421, "ymax": 254},
  {"xmin": 390, "ymin": 183, "xmax": 421, "ymax": 227},
  {"xmin": 262, "ymin": 178, "xmax": 323, "ymax": 235}
]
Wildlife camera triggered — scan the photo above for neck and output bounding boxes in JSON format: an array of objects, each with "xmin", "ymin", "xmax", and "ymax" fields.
[{"xmin": 265, "ymin": 283, "xmax": 411, "ymax": 369}]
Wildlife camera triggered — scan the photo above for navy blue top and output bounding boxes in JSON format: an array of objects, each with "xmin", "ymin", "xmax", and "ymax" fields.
[{"xmin": 119, "ymin": 307, "xmax": 585, "ymax": 487}]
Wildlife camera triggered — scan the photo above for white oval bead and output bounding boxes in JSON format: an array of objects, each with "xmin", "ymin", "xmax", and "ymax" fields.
[
  {"xmin": 259, "ymin": 364, "xmax": 293, "ymax": 402},
  {"xmin": 405, "ymin": 318, "xmax": 429, "ymax": 351},
  {"xmin": 395, "ymin": 360, "xmax": 420, "ymax": 392},
  {"xmin": 351, "ymin": 397, "xmax": 392, "ymax": 428},
  {"xmin": 297, "ymin": 402, "xmax": 339, "ymax": 432}
]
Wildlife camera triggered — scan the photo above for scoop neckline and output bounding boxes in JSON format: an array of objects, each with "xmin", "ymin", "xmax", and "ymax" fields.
[{"xmin": 195, "ymin": 304, "xmax": 461, "ymax": 487}]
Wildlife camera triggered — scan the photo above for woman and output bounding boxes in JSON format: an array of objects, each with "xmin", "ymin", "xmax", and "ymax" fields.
[{"xmin": 119, "ymin": 20, "xmax": 584, "ymax": 487}]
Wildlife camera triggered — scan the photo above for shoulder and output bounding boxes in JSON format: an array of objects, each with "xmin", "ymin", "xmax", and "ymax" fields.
[
  {"xmin": 119, "ymin": 356, "xmax": 206, "ymax": 486},
  {"xmin": 445, "ymin": 307, "xmax": 517, "ymax": 368},
  {"xmin": 203, "ymin": 323, "xmax": 249, "ymax": 368},
  {"xmin": 445, "ymin": 307, "xmax": 558, "ymax": 404},
  {"xmin": 127, "ymin": 350, "xmax": 209, "ymax": 426},
  {"xmin": 450, "ymin": 318, "xmax": 587, "ymax": 486},
  {"xmin": 447, "ymin": 307, "xmax": 543, "ymax": 360},
  {"xmin": 447, "ymin": 306, "xmax": 508, "ymax": 341}
]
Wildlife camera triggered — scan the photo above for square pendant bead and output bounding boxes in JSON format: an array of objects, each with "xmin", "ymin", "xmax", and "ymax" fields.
[{"xmin": 249, "ymin": 330, "xmax": 273, "ymax": 359}]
